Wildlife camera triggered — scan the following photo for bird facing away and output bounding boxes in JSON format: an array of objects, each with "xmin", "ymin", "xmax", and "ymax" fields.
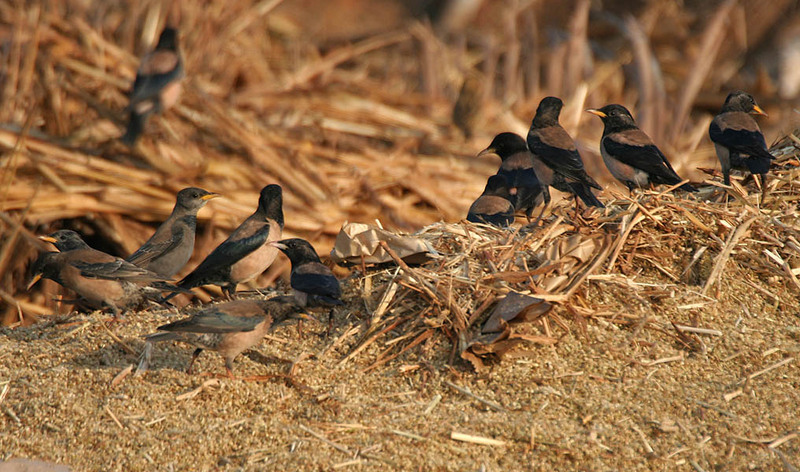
[
  {"xmin": 478, "ymin": 132, "xmax": 543, "ymax": 221},
  {"xmin": 143, "ymin": 298, "xmax": 309, "ymax": 377},
  {"xmin": 29, "ymin": 230, "xmax": 169, "ymax": 317},
  {"xmin": 175, "ymin": 184, "xmax": 284, "ymax": 299},
  {"xmin": 271, "ymin": 238, "xmax": 342, "ymax": 307},
  {"xmin": 467, "ymin": 175, "xmax": 516, "ymax": 227},
  {"xmin": 126, "ymin": 187, "xmax": 220, "ymax": 278},
  {"xmin": 121, "ymin": 27, "xmax": 184, "ymax": 146},
  {"xmin": 527, "ymin": 96, "xmax": 605, "ymax": 212},
  {"xmin": 586, "ymin": 104, "xmax": 697, "ymax": 192},
  {"xmin": 709, "ymin": 91, "xmax": 774, "ymax": 185}
]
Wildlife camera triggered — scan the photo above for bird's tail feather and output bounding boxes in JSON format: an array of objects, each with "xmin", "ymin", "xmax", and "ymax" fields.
[{"xmin": 570, "ymin": 183, "xmax": 605, "ymax": 208}]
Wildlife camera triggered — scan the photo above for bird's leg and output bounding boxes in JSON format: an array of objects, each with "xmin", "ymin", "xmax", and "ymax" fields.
[
  {"xmin": 222, "ymin": 285, "xmax": 236, "ymax": 300},
  {"xmin": 186, "ymin": 348, "xmax": 203, "ymax": 374},
  {"xmin": 326, "ymin": 308, "xmax": 335, "ymax": 338}
]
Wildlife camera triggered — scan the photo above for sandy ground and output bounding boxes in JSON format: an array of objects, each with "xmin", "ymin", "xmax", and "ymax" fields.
[{"xmin": 2, "ymin": 250, "xmax": 799, "ymax": 471}]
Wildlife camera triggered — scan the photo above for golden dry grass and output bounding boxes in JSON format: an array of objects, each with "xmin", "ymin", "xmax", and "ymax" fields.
[{"xmin": 2, "ymin": 1, "xmax": 800, "ymax": 470}]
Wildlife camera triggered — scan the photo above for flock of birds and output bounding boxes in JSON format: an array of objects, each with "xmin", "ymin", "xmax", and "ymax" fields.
[
  {"xmin": 467, "ymin": 93, "xmax": 774, "ymax": 227},
  {"xmin": 23, "ymin": 26, "xmax": 776, "ymax": 377}
]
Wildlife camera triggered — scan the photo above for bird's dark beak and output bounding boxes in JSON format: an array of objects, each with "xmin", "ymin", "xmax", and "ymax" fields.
[
  {"xmin": 750, "ymin": 105, "xmax": 768, "ymax": 117},
  {"xmin": 27, "ymin": 273, "xmax": 43, "ymax": 291},
  {"xmin": 38, "ymin": 235, "xmax": 57, "ymax": 244},
  {"xmin": 201, "ymin": 193, "xmax": 221, "ymax": 201},
  {"xmin": 477, "ymin": 147, "xmax": 496, "ymax": 158},
  {"xmin": 586, "ymin": 109, "xmax": 606, "ymax": 118},
  {"xmin": 270, "ymin": 242, "xmax": 288, "ymax": 250}
]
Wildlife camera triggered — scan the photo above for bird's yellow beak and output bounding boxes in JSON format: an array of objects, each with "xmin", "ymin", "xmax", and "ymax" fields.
[
  {"xmin": 27, "ymin": 273, "xmax": 42, "ymax": 290},
  {"xmin": 477, "ymin": 147, "xmax": 496, "ymax": 158},
  {"xmin": 750, "ymin": 105, "xmax": 768, "ymax": 117},
  {"xmin": 586, "ymin": 109, "xmax": 606, "ymax": 118},
  {"xmin": 269, "ymin": 241, "xmax": 288, "ymax": 250},
  {"xmin": 201, "ymin": 193, "xmax": 221, "ymax": 201},
  {"xmin": 38, "ymin": 235, "xmax": 57, "ymax": 244}
]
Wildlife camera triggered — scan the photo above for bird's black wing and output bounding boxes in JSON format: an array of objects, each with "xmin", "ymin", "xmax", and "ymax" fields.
[
  {"xmin": 178, "ymin": 221, "xmax": 271, "ymax": 288},
  {"xmin": 527, "ymin": 127, "xmax": 602, "ymax": 189},
  {"xmin": 292, "ymin": 270, "xmax": 341, "ymax": 299},
  {"xmin": 602, "ymin": 133, "xmax": 681, "ymax": 183},
  {"xmin": 157, "ymin": 308, "xmax": 265, "ymax": 334},
  {"xmin": 709, "ymin": 120, "xmax": 773, "ymax": 161}
]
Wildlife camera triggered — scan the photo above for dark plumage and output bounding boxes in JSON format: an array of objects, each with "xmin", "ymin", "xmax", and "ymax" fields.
[
  {"xmin": 174, "ymin": 184, "xmax": 284, "ymax": 299},
  {"xmin": 272, "ymin": 238, "xmax": 342, "ymax": 307},
  {"xmin": 126, "ymin": 187, "xmax": 219, "ymax": 278},
  {"xmin": 586, "ymin": 104, "xmax": 697, "ymax": 192},
  {"xmin": 143, "ymin": 299, "xmax": 308, "ymax": 377},
  {"xmin": 121, "ymin": 27, "xmax": 184, "ymax": 146},
  {"xmin": 467, "ymin": 175, "xmax": 516, "ymax": 227},
  {"xmin": 527, "ymin": 97, "xmax": 605, "ymax": 211},
  {"xmin": 29, "ymin": 230, "xmax": 169, "ymax": 317},
  {"xmin": 709, "ymin": 91, "xmax": 774, "ymax": 185},
  {"xmin": 478, "ymin": 132, "xmax": 543, "ymax": 220}
]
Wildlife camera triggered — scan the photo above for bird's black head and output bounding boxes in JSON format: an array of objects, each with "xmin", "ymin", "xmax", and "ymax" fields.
[
  {"xmin": 257, "ymin": 184, "xmax": 284, "ymax": 227},
  {"xmin": 482, "ymin": 174, "xmax": 512, "ymax": 199},
  {"xmin": 40, "ymin": 230, "xmax": 90, "ymax": 252},
  {"xmin": 271, "ymin": 238, "xmax": 322, "ymax": 266},
  {"xmin": 586, "ymin": 104, "xmax": 637, "ymax": 132},
  {"xmin": 27, "ymin": 252, "xmax": 61, "ymax": 289},
  {"xmin": 531, "ymin": 96, "xmax": 564, "ymax": 127},
  {"xmin": 721, "ymin": 91, "xmax": 767, "ymax": 116},
  {"xmin": 156, "ymin": 27, "xmax": 179, "ymax": 50},
  {"xmin": 175, "ymin": 187, "xmax": 219, "ymax": 212},
  {"xmin": 478, "ymin": 133, "xmax": 528, "ymax": 160}
]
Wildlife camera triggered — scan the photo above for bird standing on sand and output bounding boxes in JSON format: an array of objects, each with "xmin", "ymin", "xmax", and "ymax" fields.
[
  {"xmin": 467, "ymin": 175, "xmax": 516, "ymax": 227},
  {"xmin": 29, "ymin": 230, "xmax": 169, "ymax": 317},
  {"xmin": 126, "ymin": 187, "xmax": 219, "ymax": 278},
  {"xmin": 586, "ymin": 104, "xmax": 697, "ymax": 193},
  {"xmin": 173, "ymin": 184, "xmax": 284, "ymax": 299},
  {"xmin": 478, "ymin": 133, "xmax": 543, "ymax": 221},
  {"xmin": 142, "ymin": 298, "xmax": 309, "ymax": 378},
  {"xmin": 526, "ymin": 97, "xmax": 605, "ymax": 214},
  {"xmin": 271, "ymin": 238, "xmax": 342, "ymax": 307},
  {"xmin": 121, "ymin": 26, "xmax": 184, "ymax": 146},
  {"xmin": 709, "ymin": 91, "xmax": 774, "ymax": 186}
]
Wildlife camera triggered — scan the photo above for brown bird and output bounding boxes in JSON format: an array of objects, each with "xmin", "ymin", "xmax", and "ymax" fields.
[
  {"xmin": 271, "ymin": 238, "xmax": 342, "ymax": 307},
  {"xmin": 467, "ymin": 175, "xmax": 516, "ymax": 227},
  {"xmin": 143, "ymin": 298, "xmax": 309, "ymax": 378},
  {"xmin": 29, "ymin": 230, "xmax": 169, "ymax": 317},
  {"xmin": 478, "ymin": 133, "xmax": 543, "ymax": 221},
  {"xmin": 527, "ymin": 97, "xmax": 604, "ymax": 213},
  {"xmin": 173, "ymin": 184, "xmax": 284, "ymax": 299},
  {"xmin": 709, "ymin": 90, "xmax": 774, "ymax": 185},
  {"xmin": 121, "ymin": 26, "xmax": 184, "ymax": 146},
  {"xmin": 126, "ymin": 187, "xmax": 220, "ymax": 277},
  {"xmin": 586, "ymin": 104, "xmax": 697, "ymax": 192}
]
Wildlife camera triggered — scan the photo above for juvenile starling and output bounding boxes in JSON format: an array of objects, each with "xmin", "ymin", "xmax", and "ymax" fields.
[
  {"xmin": 478, "ymin": 132, "xmax": 543, "ymax": 221},
  {"xmin": 467, "ymin": 175, "xmax": 516, "ymax": 227},
  {"xmin": 144, "ymin": 298, "xmax": 309, "ymax": 378},
  {"xmin": 121, "ymin": 27, "xmax": 184, "ymax": 146},
  {"xmin": 272, "ymin": 238, "xmax": 342, "ymax": 307},
  {"xmin": 527, "ymin": 97, "xmax": 605, "ymax": 212},
  {"xmin": 127, "ymin": 187, "xmax": 219, "ymax": 277},
  {"xmin": 175, "ymin": 184, "xmax": 284, "ymax": 299},
  {"xmin": 30, "ymin": 230, "xmax": 169, "ymax": 317},
  {"xmin": 709, "ymin": 90, "xmax": 774, "ymax": 185},
  {"xmin": 586, "ymin": 104, "xmax": 697, "ymax": 192}
]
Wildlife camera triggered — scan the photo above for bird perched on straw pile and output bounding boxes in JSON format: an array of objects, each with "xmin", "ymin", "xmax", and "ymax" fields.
[
  {"xmin": 709, "ymin": 90, "xmax": 774, "ymax": 186},
  {"xmin": 29, "ymin": 230, "xmax": 171, "ymax": 318},
  {"xmin": 467, "ymin": 175, "xmax": 516, "ymax": 227},
  {"xmin": 526, "ymin": 96, "xmax": 604, "ymax": 215},
  {"xmin": 586, "ymin": 104, "xmax": 697, "ymax": 193},
  {"xmin": 478, "ymin": 132, "xmax": 543, "ymax": 222},
  {"xmin": 171, "ymin": 184, "xmax": 284, "ymax": 299},
  {"xmin": 121, "ymin": 26, "xmax": 184, "ymax": 146},
  {"xmin": 126, "ymin": 187, "xmax": 219, "ymax": 278},
  {"xmin": 271, "ymin": 238, "xmax": 342, "ymax": 308}
]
